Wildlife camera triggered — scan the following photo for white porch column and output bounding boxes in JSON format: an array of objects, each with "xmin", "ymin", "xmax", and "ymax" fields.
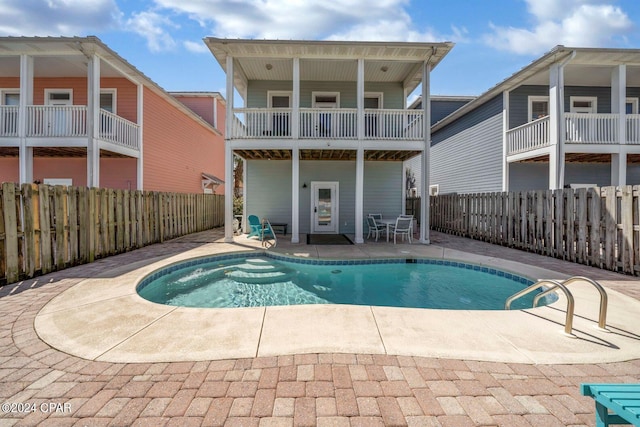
[
  {"xmin": 291, "ymin": 146, "xmax": 300, "ymax": 243},
  {"xmin": 292, "ymin": 57, "xmax": 300, "ymax": 139},
  {"xmin": 611, "ymin": 64, "xmax": 627, "ymax": 186},
  {"xmin": 87, "ymin": 55, "xmax": 101, "ymax": 188},
  {"xmin": 355, "ymin": 146, "xmax": 364, "ymax": 243},
  {"xmin": 420, "ymin": 61, "xmax": 431, "ymax": 244},
  {"xmin": 290, "ymin": 58, "xmax": 301, "ymax": 242},
  {"xmin": 18, "ymin": 54, "xmax": 34, "ymax": 184},
  {"xmin": 224, "ymin": 56, "xmax": 235, "ymax": 242},
  {"xmin": 354, "ymin": 58, "xmax": 365, "ymax": 243},
  {"xmin": 548, "ymin": 62, "xmax": 565, "ymax": 190},
  {"xmin": 502, "ymin": 90, "xmax": 510, "ymax": 191},
  {"xmin": 136, "ymin": 83, "xmax": 144, "ymax": 190}
]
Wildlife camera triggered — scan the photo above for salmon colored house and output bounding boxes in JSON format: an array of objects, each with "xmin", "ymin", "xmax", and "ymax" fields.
[{"xmin": 0, "ymin": 36, "xmax": 225, "ymax": 194}]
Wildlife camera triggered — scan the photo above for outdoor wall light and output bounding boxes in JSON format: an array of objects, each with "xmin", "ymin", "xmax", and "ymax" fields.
[
  {"xmin": 380, "ymin": 66, "xmax": 388, "ymax": 72},
  {"xmin": 302, "ymin": 183, "xmax": 307, "ymax": 188},
  {"xmin": 265, "ymin": 63, "xmax": 273, "ymax": 70}
]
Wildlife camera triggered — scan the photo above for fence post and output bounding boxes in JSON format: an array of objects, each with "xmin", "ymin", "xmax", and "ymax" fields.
[{"xmin": 2, "ymin": 183, "xmax": 19, "ymax": 283}]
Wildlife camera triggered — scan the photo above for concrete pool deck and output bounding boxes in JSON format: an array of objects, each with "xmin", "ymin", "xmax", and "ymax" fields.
[
  {"xmin": 2, "ymin": 229, "xmax": 640, "ymax": 426},
  {"xmin": 34, "ymin": 231, "xmax": 640, "ymax": 365}
]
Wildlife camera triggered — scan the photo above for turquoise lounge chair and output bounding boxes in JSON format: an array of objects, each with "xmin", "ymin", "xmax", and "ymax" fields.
[{"xmin": 247, "ymin": 215, "xmax": 261, "ymax": 238}]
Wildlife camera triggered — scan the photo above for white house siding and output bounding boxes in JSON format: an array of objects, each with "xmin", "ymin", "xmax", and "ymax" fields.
[
  {"xmin": 431, "ymin": 113, "xmax": 503, "ymax": 194},
  {"xmin": 246, "ymin": 159, "xmax": 401, "ymax": 234}
]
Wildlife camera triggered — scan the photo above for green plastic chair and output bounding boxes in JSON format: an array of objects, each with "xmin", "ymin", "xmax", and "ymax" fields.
[{"xmin": 247, "ymin": 215, "xmax": 261, "ymax": 238}]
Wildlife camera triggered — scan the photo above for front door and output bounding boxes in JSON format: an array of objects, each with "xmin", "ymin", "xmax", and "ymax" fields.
[
  {"xmin": 311, "ymin": 181, "xmax": 339, "ymax": 234},
  {"xmin": 45, "ymin": 90, "xmax": 73, "ymax": 136},
  {"xmin": 313, "ymin": 93, "xmax": 338, "ymax": 137}
]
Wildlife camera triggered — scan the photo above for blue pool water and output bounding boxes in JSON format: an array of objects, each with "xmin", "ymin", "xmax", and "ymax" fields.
[{"xmin": 137, "ymin": 254, "xmax": 557, "ymax": 310}]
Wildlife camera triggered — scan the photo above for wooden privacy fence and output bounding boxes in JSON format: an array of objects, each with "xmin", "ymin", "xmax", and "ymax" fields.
[
  {"xmin": 0, "ymin": 183, "xmax": 224, "ymax": 285},
  {"xmin": 430, "ymin": 186, "xmax": 640, "ymax": 275}
]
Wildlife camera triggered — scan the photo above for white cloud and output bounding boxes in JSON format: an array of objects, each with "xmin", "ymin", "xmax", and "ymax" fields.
[
  {"xmin": 126, "ymin": 10, "xmax": 178, "ymax": 52},
  {"xmin": 150, "ymin": 0, "xmax": 453, "ymax": 42},
  {"xmin": 184, "ymin": 40, "xmax": 208, "ymax": 53},
  {"xmin": 485, "ymin": 0, "xmax": 634, "ymax": 55},
  {"xmin": 0, "ymin": 0, "xmax": 122, "ymax": 36}
]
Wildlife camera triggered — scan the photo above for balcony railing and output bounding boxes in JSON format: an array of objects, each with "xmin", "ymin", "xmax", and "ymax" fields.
[
  {"xmin": 0, "ymin": 105, "xmax": 139, "ymax": 151},
  {"xmin": 565, "ymin": 113, "xmax": 618, "ymax": 144},
  {"xmin": 100, "ymin": 110, "xmax": 140, "ymax": 150},
  {"xmin": 27, "ymin": 105, "xmax": 87, "ymax": 137},
  {"xmin": 507, "ymin": 116, "xmax": 550, "ymax": 155},
  {"xmin": 628, "ymin": 114, "xmax": 640, "ymax": 144},
  {"xmin": 0, "ymin": 105, "xmax": 19, "ymax": 137},
  {"xmin": 230, "ymin": 107, "xmax": 424, "ymax": 140}
]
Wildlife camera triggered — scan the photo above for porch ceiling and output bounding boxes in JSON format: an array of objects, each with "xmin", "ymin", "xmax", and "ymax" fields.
[
  {"xmin": 520, "ymin": 153, "xmax": 640, "ymax": 164},
  {"xmin": 234, "ymin": 149, "xmax": 421, "ymax": 161},
  {"xmin": 0, "ymin": 147, "xmax": 129, "ymax": 158}
]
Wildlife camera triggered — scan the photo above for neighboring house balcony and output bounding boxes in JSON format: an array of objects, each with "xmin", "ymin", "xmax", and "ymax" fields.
[
  {"xmin": 229, "ymin": 107, "xmax": 424, "ymax": 142},
  {"xmin": 506, "ymin": 113, "xmax": 640, "ymax": 160},
  {"xmin": 0, "ymin": 105, "xmax": 140, "ymax": 155}
]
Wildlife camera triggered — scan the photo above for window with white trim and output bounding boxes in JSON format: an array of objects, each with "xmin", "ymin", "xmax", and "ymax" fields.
[
  {"xmin": 528, "ymin": 96, "xmax": 549, "ymax": 121},
  {"xmin": 570, "ymin": 96, "xmax": 597, "ymax": 114},
  {"xmin": 626, "ymin": 98, "xmax": 639, "ymax": 114}
]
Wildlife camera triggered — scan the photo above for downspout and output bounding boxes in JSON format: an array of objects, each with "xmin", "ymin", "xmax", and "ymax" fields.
[{"xmin": 556, "ymin": 50, "xmax": 575, "ymax": 188}]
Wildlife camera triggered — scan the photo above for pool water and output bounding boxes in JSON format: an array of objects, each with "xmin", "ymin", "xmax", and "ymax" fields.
[{"xmin": 138, "ymin": 255, "xmax": 557, "ymax": 310}]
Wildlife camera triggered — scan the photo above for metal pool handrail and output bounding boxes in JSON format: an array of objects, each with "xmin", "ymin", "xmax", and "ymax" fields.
[
  {"xmin": 533, "ymin": 276, "xmax": 608, "ymax": 330},
  {"xmin": 505, "ymin": 279, "xmax": 575, "ymax": 336}
]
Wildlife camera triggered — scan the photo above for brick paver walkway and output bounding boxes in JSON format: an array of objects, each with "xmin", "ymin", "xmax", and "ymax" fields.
[{"xmin": 1, "ymin": 230, "xmax": 639, "ymax": 426}]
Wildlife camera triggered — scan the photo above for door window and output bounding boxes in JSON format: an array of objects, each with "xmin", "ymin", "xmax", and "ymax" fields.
[
  {"xmin": 268, "ymin": 91, "xmax": 291, "ymax": 136},
  {"xmin": 570, "ymin": 97, "xmax": 597, "ymax": 114}
]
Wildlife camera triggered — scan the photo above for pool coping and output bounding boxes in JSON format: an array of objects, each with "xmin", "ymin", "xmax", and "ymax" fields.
[{"xmin": 34, "ymin": 241, "xmax": 640, "ymax": 365}]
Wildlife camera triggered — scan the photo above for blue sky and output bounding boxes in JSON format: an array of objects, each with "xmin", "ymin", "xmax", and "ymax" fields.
[{"xmin": 2, "ymin": 0, "xmax": 639, "ymax": 99}]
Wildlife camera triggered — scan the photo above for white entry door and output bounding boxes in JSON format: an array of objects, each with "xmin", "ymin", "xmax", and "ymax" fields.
[
  {"xmin": 45, "ymin": 90, "xmax": 73, "ymax": 136},
  {"xmin": 311, "ymin": 181, "xmax": 339, "ymax": 234}
]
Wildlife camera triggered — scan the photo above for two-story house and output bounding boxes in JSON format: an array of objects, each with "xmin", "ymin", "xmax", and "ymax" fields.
[
  {"xmin": 0, "ymin": 36, "xmax": 225, "ymax": 194},
  {"xmin": 430, "ymin": 46, "xmax": 640, "ymax": 194},
  {"xmin": 204, "ymin": 38, "xmax": 453, "ymax": 244}
]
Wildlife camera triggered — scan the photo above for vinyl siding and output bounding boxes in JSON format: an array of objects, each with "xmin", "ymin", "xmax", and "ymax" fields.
[
  {"xmin": 0, "ymin": 157, "xmax": 137, "ymax": 188},
  {"xmin": 432, "ymin": 95, "xmax": 503, "ymax": 145},
  {"xmin": 510, "ymin": 162, "xmax": 640, "ymax": 191},
  {"xmin": 509, "ymin": 85, "xmax": 627, "ymax": 128},
  {"xmin": 247, "ymin": 81, "xmax": 404, "ymax": 109},
  {"xmin": 142, "ymin": 87, "xmax": 224, "ymax": 194},
  {"xmin": 246, "ymin": 159, "xmax": 402, "ymax": 234},
  {"xmin": 431, "ymin": 113, "xmax": 503, "ymax": 194}
]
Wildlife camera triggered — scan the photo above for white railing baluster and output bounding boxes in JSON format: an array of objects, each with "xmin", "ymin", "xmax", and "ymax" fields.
[
  {"xmin": 0, "ymin": 106, "xmax": 19, "ymax": 137},
  {"xmin": 627, "ymin": 114, "xmax": 640, "ymax": 144},
  {"xmin": 99, "ymin": 109, "xmax": 140, "ymax": 150},
  {"xmin": 564, "ymin": 113, "xmax": 618, "ymax": 144},
  {"xmin": 506, "ymin": 116, "xmax": 550, "ymax": 155},
  {"xmin": 229, "ymin": 107, "xmax": 425, "ymax": 140}
]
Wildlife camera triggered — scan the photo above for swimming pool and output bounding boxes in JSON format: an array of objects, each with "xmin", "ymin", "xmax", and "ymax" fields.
[{"xmin": 137, "ymin": 253, "xmax": 557, "ymax": 310}]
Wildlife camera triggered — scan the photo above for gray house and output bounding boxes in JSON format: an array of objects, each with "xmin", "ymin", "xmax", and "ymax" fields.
[
  {"xmin": 204, "ymin": 38, "xmax": 453, "ymax": 244},
  {"xmin": 430, "ymin": 46, "xmax": 640, "ymax": 194}
]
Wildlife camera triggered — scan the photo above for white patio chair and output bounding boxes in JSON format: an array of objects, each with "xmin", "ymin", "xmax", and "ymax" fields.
[
  {"xmin": 366, "ymin": 216, "xmax": 387, "ymax": 241},
  {"xmin": 399, "ymin": 214, "xmax": 414, "ymax": 235},
  {"xmin": 368, "ymin": 213, "xmax": 382, "ymax": 220},
  {"xmin": 389, "ymin": 216, "xmax": 413, "ymax": 244}
]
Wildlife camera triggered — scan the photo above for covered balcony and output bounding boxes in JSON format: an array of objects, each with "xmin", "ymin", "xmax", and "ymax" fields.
[
  {"xmin": 0, "ymin": 105, "xmax": 139, "ymax": 151},
  {"xmin": 506, "ymin": 113, "xmax": 640, "ymax": 157},
  {"xmin": 229, "ymin": 107, "xmax": 423, "ymax": 141}
]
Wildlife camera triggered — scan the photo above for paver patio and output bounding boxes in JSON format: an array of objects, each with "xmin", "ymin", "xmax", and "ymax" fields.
[{"xmin": 1, "ymin": 229, "xmax": 639, "ymax": 426}]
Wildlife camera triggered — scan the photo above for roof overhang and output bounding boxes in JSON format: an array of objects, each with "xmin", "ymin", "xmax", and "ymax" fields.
[
  {"xmin": 433, "ymin": 45, "xmax": 640, "ymax": 132},
  {"xmin": 204, "ymin": 38, "xmax": 454, "ymax": 100},
  {"xmin": 0, "ymin": 36, "xmax": 220, "ymax": 136}
]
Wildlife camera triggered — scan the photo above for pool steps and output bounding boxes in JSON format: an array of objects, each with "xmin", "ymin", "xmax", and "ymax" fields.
[{"xmin": 224, "ymin": 258, "xmax": 293, "ymax": 284}]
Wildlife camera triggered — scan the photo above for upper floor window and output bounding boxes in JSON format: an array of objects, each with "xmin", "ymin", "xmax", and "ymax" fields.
[
  {"xmin": 627, "ymin": 98, "xmax": 638, "ymax": 114},
  {"xmin": 570, "ymin": 96, "xmax": 597, "ymax": 114},
  {"xmin": 528, "ymin": 96, "xmax": 549, "ymax": 121},
  {"xmin": 2, "ymin": 91, "xmax": 19, "ymax": 106},
  {"xmin": 100, "ymin": 90, "xmax": 117, "ymax": 114}
]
